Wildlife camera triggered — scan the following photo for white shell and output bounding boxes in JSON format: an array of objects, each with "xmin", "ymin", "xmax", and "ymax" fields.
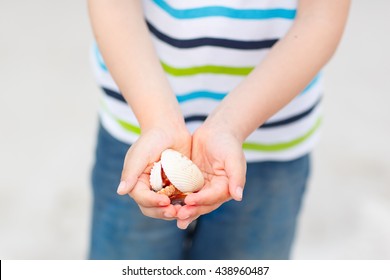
[
  {"xmin": 149, "ymin": 161, "xmax": 163, "ymax": 191},
  {"xmin": 160, "ymin": 149, "xmax": 204, "ymax": 193}
]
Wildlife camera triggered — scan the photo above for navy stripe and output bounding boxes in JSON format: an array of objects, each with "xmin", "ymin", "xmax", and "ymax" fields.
[
  {"xmin": 260, "ymin": 97, "xmax": 322, "ymax": 128},
  {"xmin": 184, "ymin": 115, "xmax": 207, "ymax": 123},
  {"xmin": 102, "ymin": 87, "xmax": 321, "ymax": 129},
  {"xmin": 183, "ymin": 98, "xmax": 321, "ymax": 129},
  {"xmin": 146, "ymin": 20, "xmax": 278, "ymax": 50},
  {"xmin": 102, "ymin": 87, "xmax": 127, "ymax": 103}
]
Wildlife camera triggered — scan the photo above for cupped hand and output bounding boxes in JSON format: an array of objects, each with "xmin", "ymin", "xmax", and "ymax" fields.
[
  {"xmin": 117, "ymin": 124, "xmax": 191, "ymax": 220},
  {"xmin": 176, "ymin": 125, "xmax": 247, "ymax": 229}
]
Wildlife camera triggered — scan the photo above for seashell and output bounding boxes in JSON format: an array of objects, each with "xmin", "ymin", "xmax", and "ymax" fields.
[
  {"xmin": 160, "ymin": 149, "xmax": 204, "ymax": 193},
  {"xmin": 157, "ymin": 184, "xmax": 180, "ymax": 197},
  {"xmin": 149, "ymin": 149, "xmax": 204, "ymax": 205},
  {"xmin": 149, "ymin": 161, "xmax": 163, "ymax": 191}
]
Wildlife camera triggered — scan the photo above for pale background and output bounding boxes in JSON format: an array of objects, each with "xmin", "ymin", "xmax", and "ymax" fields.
[{"xmin": 0, "ymin": 0, "xmax": 389, "ymax": 259}]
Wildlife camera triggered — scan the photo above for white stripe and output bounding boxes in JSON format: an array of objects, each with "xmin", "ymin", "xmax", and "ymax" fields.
[
  {"xmin": 179, "ymin": 98, "xmax": 218, "ymax": 116},
  {"xmin": 100, "ymin": 92, "xmax": 139, "ymax": 125},
  {"xmin": 167, "ymin": 74, "xmax": 243, "ymax": 94}
]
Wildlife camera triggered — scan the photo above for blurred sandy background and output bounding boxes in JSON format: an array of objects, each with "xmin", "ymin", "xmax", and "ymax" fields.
[{"xmin": 0, "ymin": 0, "xmax": 389, "ymax": 259}]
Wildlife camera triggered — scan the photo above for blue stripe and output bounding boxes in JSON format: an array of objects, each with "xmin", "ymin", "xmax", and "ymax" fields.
[
  {"xmin": 102, "ymin": 77, "xmax": 319, "ymax": 104},
  {"xmin": 102, "ymin": 86, "xmax": 321, "ymax": 130},
  {"xmin": 176, "ymin": 91, "xmax": 226, "ymax": 102},
  {"xmin": 102, "ymin": 87, "xmax": 225, "ymax": 104},
  {"xmin": 176, "ymin": 76, "xmax": 320, "ymax": 102},
  {"xmin": 153, "ymin": 0, "xmax": 296, "ymax": 20},
  {"xmin": 94, "ymin": 44, "xmax": 108, "ymax": 71},
  {"xmin": 301, "ymin": 74, "xmax": 321, "ymax": 95},
  {"xmin": 182, "ymin": 96, "xmax": 321, "ymax": 129}
]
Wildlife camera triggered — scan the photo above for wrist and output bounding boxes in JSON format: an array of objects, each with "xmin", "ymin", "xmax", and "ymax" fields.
[
  {"xmin": 128, "ymin": 89, "xmax": 185, "ymax": 135},
  {"xmin": 141, "ymin": 117, "xmax": 191, "ymax": 150},
  {"xmin": 202, "ymin": 106, "xmax": 248, "ymax": 144},
  {"xmin": 142, "ymin": 115, "xmax": 188, "ymax": 136},
  {"xmin": 200, "ymin": 116, "xmax": 246, "ymax": 145}
]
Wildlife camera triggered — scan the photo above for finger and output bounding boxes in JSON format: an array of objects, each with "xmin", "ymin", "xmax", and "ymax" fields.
[
  {"xmin": 177, "ymin": 204, "xmax": 222, "ymax": 223},
  {"xmin": 129, "ymin": 180, "xmax": 171, "ymax": 207},
  {"xmin": 117, "ymin": 144, "xmax": 151, "ymax": 195},
  {"xmin": 184, "ymin": 178, "xmax": 230, "ymax": 206},
  {"xmin": 176, "ymin": 215, "xmax": 200, "ymax": 230},
  {"xmin": 225, "ymin": 150, "xmax": 247, "ymax": 201},
  {"xmin": 173, "ymin": 204, "xmax": 183, "ymax": 212},
  {"xmin": 117, "ymin": 144, "xmax": 148, "ymax": 195},
  {"xmin": 140, "ymin": 204, "xmax": 178, "ymax": 220}
]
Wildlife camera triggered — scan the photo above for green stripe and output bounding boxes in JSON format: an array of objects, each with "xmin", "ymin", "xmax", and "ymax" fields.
[
  {"xmin": 101, "ymin": 97, "xmax": 321, "ymax": 152},
  {"xmin": 113, "ymin": 115, "xmax": 321, "ymax": 153},
  {"xmin": 100, "ymin": 98, "xmax": 141, "ymax": 134},
  {"xmin": 161, "ymin": 61, "xmax": 253, "ymax": 76},
  {"xmin": 243, "ymin": 117, "xmax": 322, "ymax": 152},
  {"xmin": 117, "ymin": 119, "xmax": 141, "ymax": 135}
]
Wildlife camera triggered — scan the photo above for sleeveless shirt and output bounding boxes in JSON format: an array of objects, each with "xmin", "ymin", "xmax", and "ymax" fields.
[{"xmin": 91, "ymin": 0, "xmax": 323, "ymax": 162}]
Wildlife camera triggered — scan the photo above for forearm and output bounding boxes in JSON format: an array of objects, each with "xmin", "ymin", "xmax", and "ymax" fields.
[
  {"xmin": 204, "ymin": 0, "xmax": 350, "ymax": 142},
  {"xmin": 88, "ymin": 0, "xmax": 185, "ymax": 131}
]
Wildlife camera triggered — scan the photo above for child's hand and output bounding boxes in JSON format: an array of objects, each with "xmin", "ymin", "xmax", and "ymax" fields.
[
  {"xmin": 117, "ymin": 125, "xmax": 191, "ymax": 220},
  {"xmin": 175, "ymin": 125, "xmax": 247, "ymax": 229}
]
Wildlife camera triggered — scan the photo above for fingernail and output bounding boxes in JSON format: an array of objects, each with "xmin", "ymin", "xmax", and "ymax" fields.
[
  {"xmin": 117, "ymin": 181, "xmax": 127, "ymax": 194},
  {"xmin": 181, "ymin": 221, "xmax": 190, "ymax": 230},
  {"xmin": 159, "ymin": 200, "xmax": 170, "ymax": 206},
  {"xmin": 235, "ymin": 186, "xmax": 243, "ymax": 201},
  {"xmin": 164, "ymin": 212, "xmax": 173, "ymax": 218},
  {"xmin": 185, "ymin": 200, "xmax": 196, "ymax": 206}
]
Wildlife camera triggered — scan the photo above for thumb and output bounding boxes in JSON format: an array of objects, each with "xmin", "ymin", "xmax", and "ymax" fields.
[
  {"xmin": 225, "ymin": 151, "xmax": 247, "ymax": 201},
  {"xmin": 117, "ymin": 144, "xmax": 150, "ymax": 195}
]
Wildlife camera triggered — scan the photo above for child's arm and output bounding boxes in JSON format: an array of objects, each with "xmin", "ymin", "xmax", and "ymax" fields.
[
  {"xmin": 205, "ymin": 0, "xmax": 351, "ymax": 144},
  {"xmin": 176, "ymin": 0, "xmax": 351, "ymax": 228},
  {"xmin": 88, "ymin": 0, "xmax": 190, "ymax": 219},
  {"xmin": 88, "ymin": 0, "xmax": 184, "ymax": 131}
]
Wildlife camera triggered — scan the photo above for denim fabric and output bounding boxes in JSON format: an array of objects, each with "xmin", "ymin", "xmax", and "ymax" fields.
[{"xmin": 89, "ymin": 124, "xmax": 310, "ymax": 260}]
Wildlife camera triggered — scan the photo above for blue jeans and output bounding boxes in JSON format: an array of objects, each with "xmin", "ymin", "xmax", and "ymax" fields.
[{"xmin": 89, "ymin": 124, "xmax": 310, "ymax": 259}]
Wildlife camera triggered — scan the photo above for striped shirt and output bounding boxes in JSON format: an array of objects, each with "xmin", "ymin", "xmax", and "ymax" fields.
[{"xmin": 91, "ymin": 0, "xmax": 323, "ymax": 162}]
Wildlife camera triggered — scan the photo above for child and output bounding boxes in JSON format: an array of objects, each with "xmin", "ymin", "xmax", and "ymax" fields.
[{"xmin": 87, "ymin": 0, "xmax": 350, "ymax": 259}]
